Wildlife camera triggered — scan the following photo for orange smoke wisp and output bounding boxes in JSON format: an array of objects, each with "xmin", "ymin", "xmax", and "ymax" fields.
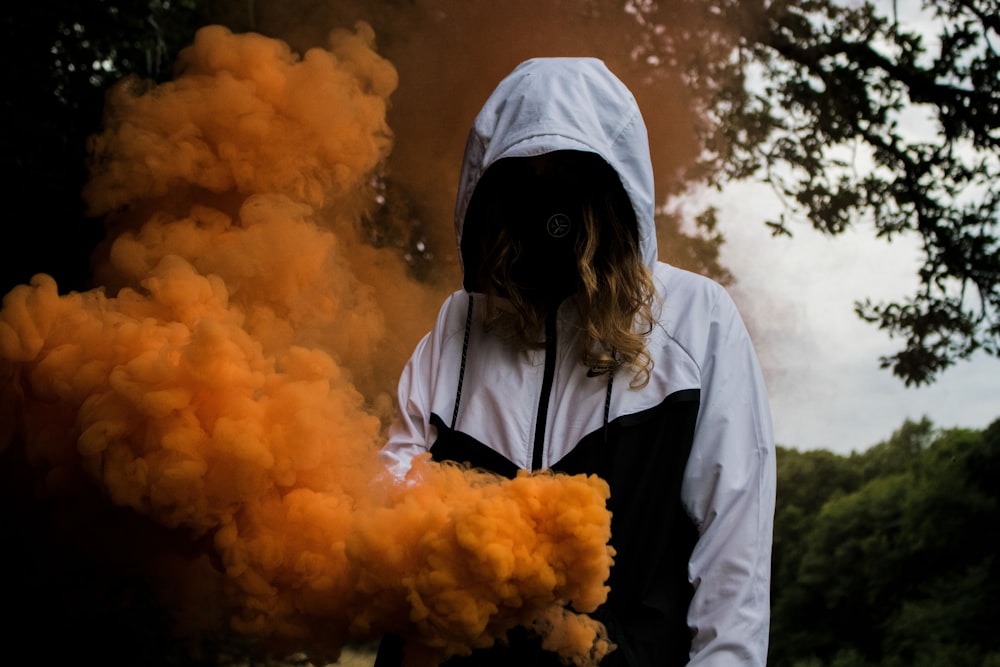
[{"xmin": 0, "ymin": 22, "xmax": 616, "ymax": 667}]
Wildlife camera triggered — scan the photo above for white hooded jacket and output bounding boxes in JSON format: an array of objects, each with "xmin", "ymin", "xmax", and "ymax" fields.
[{"xmin": 380, "ymin": 58, "xmax": 776, "ymax": 667}]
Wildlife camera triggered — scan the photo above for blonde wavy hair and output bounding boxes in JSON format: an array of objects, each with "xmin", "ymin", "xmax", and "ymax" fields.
[{"xmin": 463, "ymin": 151, "xmax": 656, "ymax": 388}]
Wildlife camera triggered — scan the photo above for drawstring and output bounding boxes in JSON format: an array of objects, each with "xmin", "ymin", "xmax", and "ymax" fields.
[
  {"xmin": 603, "ymin": 370, "xmax": 614, "ymax": 444},
  {"xmin": 451, "ymin": 293, "xmax": 474, "ymax": 429},
  {"xmin": 451, "ymin": 292, "xmax": 615, "ymax": 446}
]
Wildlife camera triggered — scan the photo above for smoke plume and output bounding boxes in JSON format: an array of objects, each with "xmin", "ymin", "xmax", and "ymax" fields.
[{"xmin": 0, "ymin": 24, "xmax": 614, "ymax": 666}]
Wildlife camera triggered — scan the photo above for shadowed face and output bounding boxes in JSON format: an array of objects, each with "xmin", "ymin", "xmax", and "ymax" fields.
[
  {"xmin": 500, "ymin": 153, "xmax": 586, "ymax": 304},
  {"xmin": 463, "ymin": 151, "xmax": 608, "ymax": 307}
]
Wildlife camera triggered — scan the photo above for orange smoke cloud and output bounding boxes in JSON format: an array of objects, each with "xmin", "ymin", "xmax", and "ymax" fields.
[{"xmin": 0, "ymin": 22, "xmax": 614, "ymax": 666}]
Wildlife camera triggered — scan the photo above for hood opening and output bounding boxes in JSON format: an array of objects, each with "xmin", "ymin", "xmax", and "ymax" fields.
[{"xmin": 461, "ymin": 150, "xmax": 637, "ymax": 295}]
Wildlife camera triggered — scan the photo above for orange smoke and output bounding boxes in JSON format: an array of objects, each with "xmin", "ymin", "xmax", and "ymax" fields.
[{"xmin": 0, "ymin": 23, "xmax": 613, "ymax": 666}]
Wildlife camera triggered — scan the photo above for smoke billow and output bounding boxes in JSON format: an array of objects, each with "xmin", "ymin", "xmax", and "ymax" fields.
[{"xmin": 0, "ymin": 23, "xmax": 613, "ymax": 666}]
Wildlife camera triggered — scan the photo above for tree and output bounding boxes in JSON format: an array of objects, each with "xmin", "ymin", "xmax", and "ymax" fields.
[
  {"xmin": 770, "ymin": 446, "xmax": 864, "ymax": 665},
  {"xmin": 621, "ymin": 0, "xmax": 998, "ymax": 385},
  {"xmin": 1, "ymin": 0, "xmax": 204, "ymax": 296},
  {"xmin": 851, "ymin": 416, "xmax": 933, "ymax": 480},
  {"xmin": 768, "ymin": 418, "xmax": 1000, "ymax": 667},
  {"xmin": 718, "ymin": 0, "xmax": 999, "ymax": 386}
]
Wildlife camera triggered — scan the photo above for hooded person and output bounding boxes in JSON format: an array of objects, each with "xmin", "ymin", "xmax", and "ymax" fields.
[{"xmin": 376, "ymin": 57, "xmax": 776, "ymax": 666}]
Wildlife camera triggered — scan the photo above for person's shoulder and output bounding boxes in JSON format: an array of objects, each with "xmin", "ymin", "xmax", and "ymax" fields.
[
  {"xmin": 652, "ymin": 262, "xmax": 731, "ymax": 312},
  {"xmin": 651, "ymin": 262, "xmax": 747, "ymax": 350},
  {"xmin": 439, "ymin": 288, "xmax": 472, "ymax": 310},
  {"xmin": 430, "ymin": 289, "xmax": 477, "ymax": 337}
]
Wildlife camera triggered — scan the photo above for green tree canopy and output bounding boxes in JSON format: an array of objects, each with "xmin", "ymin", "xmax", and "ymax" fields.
[{"xmin": 770, "ymin": 418, "xmax": 1000, "ymax": 667}]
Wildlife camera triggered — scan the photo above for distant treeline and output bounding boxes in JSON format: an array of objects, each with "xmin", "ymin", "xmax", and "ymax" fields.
[{"xmin": 770, "ymin": 417, "xmax": 1000, "ymax": 667}]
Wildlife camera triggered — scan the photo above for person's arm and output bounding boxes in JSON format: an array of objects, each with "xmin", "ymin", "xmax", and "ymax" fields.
[
  {"xmin": 379, "ymin": 292, "xmax": 467, "ymax": 478},
  {"xmin": 682, "ymin": 285, "xmax": 776, "ymax": 666},
  {"xmin": 379, "ymin": 331, "xmax": 435, "ymax": 478}
]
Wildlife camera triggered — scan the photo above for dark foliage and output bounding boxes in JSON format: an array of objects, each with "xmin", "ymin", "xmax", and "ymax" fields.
[
  {"xmin": 770, "ymin": 418, "xmax": 1000, "ymax": 667},
  {"xmin": 1, "ymin": 0, "xmax": 204, "ymax": 296}
]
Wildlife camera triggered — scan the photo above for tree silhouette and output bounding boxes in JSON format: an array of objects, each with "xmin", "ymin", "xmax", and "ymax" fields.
[
  {"xmin": 616, "ymin": 0, "xmax": 999, "ymax": 385},
  {"xmin": 1, "ymin": 0, "xmax": 204, "ymax": 295},
  {"xmin": 719, "ymin": 0, "xmax": 999, "ymax": 385}
]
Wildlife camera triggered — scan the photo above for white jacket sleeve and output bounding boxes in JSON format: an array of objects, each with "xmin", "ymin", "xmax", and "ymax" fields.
[
  {"xmin": 379, "ymin": 334, "xmax": 435, "ymax": 479},
  {"xmin": 379, "ymin": 292, "xmax": 466, "ymax": 478},
  {"xmin": 681, "ymin": 285, "xmax": 776, "ymax": 666}
]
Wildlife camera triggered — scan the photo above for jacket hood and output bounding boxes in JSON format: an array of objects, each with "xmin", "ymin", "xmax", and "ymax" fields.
[{"xmin": 455, "ymin": 57, "xmax": 658, "ymax": 286}]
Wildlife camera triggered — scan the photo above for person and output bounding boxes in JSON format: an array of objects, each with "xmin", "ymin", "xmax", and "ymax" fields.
[{"xmin": 376, "ymin": 57, "xmax": 776, "ymax": 666}]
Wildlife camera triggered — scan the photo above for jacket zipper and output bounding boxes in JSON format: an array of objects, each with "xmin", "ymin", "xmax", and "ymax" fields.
[{"xmin": 531, "ymin": 310, "xmax": 558, "ymax": 470}]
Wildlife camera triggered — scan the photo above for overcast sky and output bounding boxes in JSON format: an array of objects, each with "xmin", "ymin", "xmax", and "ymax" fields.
[{"xmin": 702, "ymin": 180, "xmax": 999, "ymax": 456}]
